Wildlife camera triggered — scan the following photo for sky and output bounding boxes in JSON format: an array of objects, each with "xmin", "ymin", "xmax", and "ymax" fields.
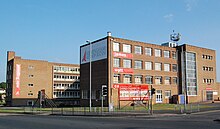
[{"xmin": 0, "ymin": 0, "xmax": 220, "ymax": 82}]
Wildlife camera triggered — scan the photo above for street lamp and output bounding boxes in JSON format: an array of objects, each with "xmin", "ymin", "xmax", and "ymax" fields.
[{"xmin": 86, "ymin": 40, "xmax": 92, "ymax": 112}]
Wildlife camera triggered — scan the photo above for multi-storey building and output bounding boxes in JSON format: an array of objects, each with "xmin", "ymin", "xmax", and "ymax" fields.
[
  {"xmin": 80, "ymin": 32, "xmax": 219, "ymax": 108},
  {"xmin": 6, "ymin": 51, "xmax": 80, "ymax": 106}
]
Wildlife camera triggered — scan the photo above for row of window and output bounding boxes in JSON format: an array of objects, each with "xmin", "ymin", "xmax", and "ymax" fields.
[
  {"xmin": 53, "ymin": 75, "xmax": 80, "ymax": 80},
  {"xmin": 53, "ymin": 83, "xmax": 80, "ymax": 90},
  {"xmin": 113, "ymin": 42, "xmax": 177, "ymax": 59},
  {"xmin": 114, "ymin": 58, "xmax": 177, "ymax": 72},
  {"xmin": 203, "ymin": 66, "xmax": 214, "ymax": 71},
  {"xmin": 113, "ymin": 74, "xmax": 178, "ymax": 85},
  {"xmin": 54, "ymin": 66, "xmax": 80, "ymax": 73},
  {"xmin": 202, "ymin": 54, "xmax": 213, "ymax": 60},
  {"xmin": 53, "ymin": 91, "xmax": 80, "ymax": 98},
  {"xmin": 203, "ymin": 79, "xmax": 215, "ymax": 84}
]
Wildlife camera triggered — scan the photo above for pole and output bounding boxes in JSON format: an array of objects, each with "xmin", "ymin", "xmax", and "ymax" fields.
[
  {"xmin": 101, "ymin": 95, "xmax": 103, "ymax": 114},
  {"xmin": 181, "ymin": 46, "xmax": 187, "ymax": 113},
  {"xmin": 89, "ymin": 41, "xmax": 92, "ymax": 112},
  {"xmin": 150, "ymin": 85, "xmax": 153, "ymax": 115}
]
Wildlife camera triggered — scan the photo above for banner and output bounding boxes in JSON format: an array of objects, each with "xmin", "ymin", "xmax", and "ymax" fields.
[
  {"xmin": 114, "ymin": 84, "xmax": 149, "ymax": 101},
  {"xmin": 113, "ymin": 68, "xmax": 133, "ymax": 74},
  {"xmin": 113, "ymin": 52, "xmax": 133, "ymax": 58},
  {"xmin": 15, "ymin": 64, "xmax": 21, "ymax": 96},
  {"xmin": 80, "ymin": 39, "xmax": 107, "ymax": 64}
]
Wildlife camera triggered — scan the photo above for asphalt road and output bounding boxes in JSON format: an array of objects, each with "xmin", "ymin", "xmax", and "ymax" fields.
[{"xmin": 0, "ymin": 111, "xmax": 220, "ymax": 129}]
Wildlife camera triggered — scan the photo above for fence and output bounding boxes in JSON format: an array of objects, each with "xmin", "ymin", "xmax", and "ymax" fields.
[{"xmin": 19, "ymin": 103, "xmax": 202, "ymax": 116}]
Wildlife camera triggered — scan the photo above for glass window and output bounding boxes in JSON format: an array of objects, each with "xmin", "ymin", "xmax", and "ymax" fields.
[
  {"xmin": 172, "ymin": 51, "xmax": 177, "ymax": 59},
  {"xmin": 123, "ymin": 59, "xmax": 132, "ymax": 68},
  {"xmin": 113, "ymin": 42, "xmax": 120, "ymax": 52},
  {"xmin": 146, "ymin": 76, "xmax": 153, "ymax": 84},
  {"xmin": 124, "ymin": 74, "xmax": 132, "ymax": 83},
  {"xmin": 135, "ymin": 46, "xmax": 142, "ymax": 54},
  {"xmin": 164, "ymin": 64, "xmax": 170, "ymax": 71},
  {"xmin": 82, "ymin": 90, "xmax": 88, "ymax": 99},
  {"xmin": 165, "ymin": 90, "xmax": 171, "ymax": 98},
  {"xmin": 113, "ymin": 58, "xmax": 120, "ymax": 67},
  {"xmin": 135, "ymin": 75, "xmax": 142, "ymax": 84},
  {"xmin": 145, "ymin": 48, "xmax": 152, "ymax": 56},
  {"xmin": 113, "ymin": 74, "xmax": 120, "ymax": 83},
  {"xmin": 155, "ymin": 76, "xmax": 162, "ymax": 84},
  {"xmin": 123, "ymin": 44, "xmax": 131, "ymax": 53},
  {"xmin": 172, "ymin": 64, "xmax": 177, "ymax": 72},
  {"xmin": 155, "ymin": 49, "xmax": 161, "ymax": 57},
  {"xmin": 165, "ymin": 77, "xmax": 171, "ymax": 85},
  {"xmin": 135, "ymin": 60, "xmax": 142, "ymax": 69},
  {"xmin": 28, "ymin": 84, "xmax": 34, "ymax": 87},
  {"xmin": 155, "ymin": 63, "xmax": 162, "ymax": 71},
  {"xmin": 145, "ymin": 62, "xmax": 152, "ymax": 70},
  {"xmin": 173, "ymin": 77, "xmax": 178, "ymax": 84},
  {"xmin": 164, "ymin": 50, "xmax": 170, "ymax": 58}
]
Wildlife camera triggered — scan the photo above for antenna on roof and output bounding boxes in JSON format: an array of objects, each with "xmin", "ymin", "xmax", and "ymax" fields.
[{"xmin": 170, "ymin": 30, "xmax": 181, "ymax": 42}]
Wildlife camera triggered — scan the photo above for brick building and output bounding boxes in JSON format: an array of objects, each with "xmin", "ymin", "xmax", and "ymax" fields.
[
  {"xmin": 6, "ymin": 51, "xmax": 80, "ymax": 106},
  {"xmin": 80, "ymin": 33, "xmax": 219, "ymax": 108}
]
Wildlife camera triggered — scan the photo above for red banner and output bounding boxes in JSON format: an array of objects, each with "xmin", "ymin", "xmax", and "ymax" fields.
[
  {"xmin": 15, "ymin": 64, "xmax": 21, "ymax": 96},
  {"xmin": 114, "ymin": 84, "xmax": 149, "ymax": 101},
  {"xmin": 113, "ymin": 52, "xmax": 133, "ymax": 58},
  {"xmin": 113, "ymin": 68, "xmax": 133, "ymax": 74}
]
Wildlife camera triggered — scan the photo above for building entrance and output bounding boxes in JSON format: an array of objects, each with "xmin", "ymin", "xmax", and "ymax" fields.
[{"xmin": 206, "ymin": 91, "xmax": 213, "ymax": 101}]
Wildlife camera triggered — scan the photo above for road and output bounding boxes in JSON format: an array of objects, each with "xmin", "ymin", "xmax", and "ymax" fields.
[{"xmin": 0, "ymin": 111, "xmax": 220, "ymax": 129}]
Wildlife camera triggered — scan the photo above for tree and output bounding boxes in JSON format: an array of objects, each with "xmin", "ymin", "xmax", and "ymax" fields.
[{"xmin": 0, "ymin": 82, "xmax": 6, "ymax": 89}]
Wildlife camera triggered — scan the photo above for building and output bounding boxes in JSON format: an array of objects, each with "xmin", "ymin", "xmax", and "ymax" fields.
[
  {"xmin": 80, "ymin": 32, "xmax": 219, "ymax": 108},
  {"xmin": 6, "ymin": 51, "xmax": 80, "ymax": 107}
]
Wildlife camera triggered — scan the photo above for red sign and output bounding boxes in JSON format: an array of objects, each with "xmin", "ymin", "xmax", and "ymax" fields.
[
  {"xmin": 206, "ymin": 88, "xmax": 212, "ymax": 90},
  {"xmin": 115, "ymin": 84, "xmax": 149, "ymax": 101},
  {"xmin": 113, "ymin": 68, "xmax": 133, "ymax": 73},
  {"xmin": 113, "ymin": 52, "xmax": 133, "ymax": 58},
  {"xmin": 15, "ymin": 64, "xmax": 21, "ymax": 96}
]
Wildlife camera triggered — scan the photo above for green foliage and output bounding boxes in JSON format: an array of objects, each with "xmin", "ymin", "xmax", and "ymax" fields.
[{"xmin": 0, "ymin": 82, "xmax": 6, "ymax": 89}]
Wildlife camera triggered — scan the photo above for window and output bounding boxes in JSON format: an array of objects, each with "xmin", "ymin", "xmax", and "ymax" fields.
[
  {"xmin": 172, "ymin": 51, "xmax": 177, "ymax": 59},
  {"xmin": 173, "ymin": 77, "xmax": 178, "ymax": 84},
  {"xmin": 164, "ymin": 64, "xmax": 170, "ymax": 71},
  {"xmin": 124, "ymin": 74, "xmax": 132, "ymax": 83},
  {"xmin": 28, "ymin": 93, "xmax": 33, "ymax": 96},
  {"xmin": 155, "ymin": 76, "xmax": 162, "ymax": 84},
  {"xmin": 113, "ymin": 42, "xmax": 120, "ymax": 52},
  {"xmin": 164, "ymin": 51, "xmax": 170, "ymax": 58},
  {"xmin": 135, "ymin": 46, "xmax": 142, "ymax": 54},
  {"xmin": 135, "ymin": 75, "xmax": 142, "ymax": 84},
  {"xmin": 123, "ymin": 59, "xmax": 132, "ymax": 68},
  {"xmin": 165, "ymin": 90, "xmax": 171, "ymax": 98},
  {"xmin": 114, "ymin": 58, "xmax": 120, "ymax": 67},
  {"xmin": 164, "ymin": 77, "xmax": 171, "ymax": 85},
  {"xmin": 113, "ymin": 74, "xmax": 120, "ymax": 83},
  {"xmin": 145, "ymin": 48, "xmax": 152, "ymax": 56},
  {"xmin": 29, "ymin": 75, "xmax": 34, "ymax": 78},
  {"xmin": 145, "ymin": 62, "xmax": 152, "ymax": 70},
  {"xmin": 146, "ymin": 76, "xmax": 153, "ymax": 84},
  {"xmin": 155, "ymin": 49, "xmax": 161, "ymax": 57},
  {"xmin": 28, "ymin": 84, "xmax": 34, "ymax": 87},
  {"xmin": 27, "ymin": 100, "xmax": 34, "ymax": 106},
  {"xmin": 82, "ymin": 90, "xmax": 88, "ymax": 99},
  {"xmin": 172, "ymin": 64, "xmax": 177, "ymax": 72},
  {"xmin": 135, "ymin": 60, "xmax": 142, "ymax": 69},
  {"xmin": 28, "ymin": 65, "xmax": 34, "ymax": 69},
  {"xmin": 155, "ymin": 63, "xmax": 162, "ymax": 71},
  {"xmin": 123, "ymin": 44, "xmax": 131, "ymax": 53}
]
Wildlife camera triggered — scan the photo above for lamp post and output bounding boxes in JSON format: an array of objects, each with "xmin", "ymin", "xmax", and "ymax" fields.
[{"xmin": 86, "ymin": 40, "xmax": 92, "ymax": 112}]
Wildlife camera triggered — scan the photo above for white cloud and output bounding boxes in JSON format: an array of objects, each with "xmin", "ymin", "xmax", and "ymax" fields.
[
  {"xmin": 163, "ymin": 14, "xmax": 174, "ymax": 22},
  {"xmin": 185, "ymin": 0, "xmax": 198, "ymax": 12}
]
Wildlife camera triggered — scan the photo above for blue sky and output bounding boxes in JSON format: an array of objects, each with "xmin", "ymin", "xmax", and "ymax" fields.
[{"xmin": 0, "ymin": 0, "xmax": 220, "ymax": 82}]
